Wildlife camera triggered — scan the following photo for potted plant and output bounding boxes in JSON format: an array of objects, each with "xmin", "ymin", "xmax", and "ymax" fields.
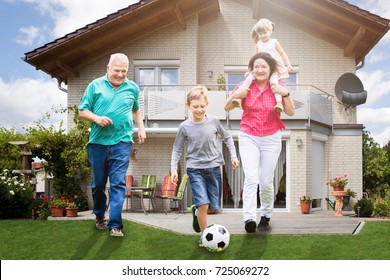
[
  {"xmin": 299, "ymin": 195, "xmax": 312, "ymax": 214},
  {"xmin": 66, "ymin": 202, "xmax": 78, "ymax": 217},
  {"xmin": 326, "ymin": 174, "xmax": 349, "ymax": 191},
  {"xmin": 343, "ymin": 188, "xmax": 357, "ymax": 210},
  {"xmin": 49, "ymin": 199, "xmax": 67, "ymax": 217}
]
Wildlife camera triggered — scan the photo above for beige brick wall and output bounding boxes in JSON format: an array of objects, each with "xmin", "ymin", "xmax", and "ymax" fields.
[
  {"xmin": 327, "ymin": 134, "xmax": 363, "ymax": 204},
  {"xmin": 289, "ymin": 130, "xmax": 313, "ymax": 211}
]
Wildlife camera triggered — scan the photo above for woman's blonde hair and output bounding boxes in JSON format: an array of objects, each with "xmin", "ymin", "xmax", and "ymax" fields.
[
  {"xmin": 186, "ymin": 85, "xmax": 208, "ymax": 105},
  {"xmin": 250, "ymin": 18, "xmax": 275, "ymax": 43}
]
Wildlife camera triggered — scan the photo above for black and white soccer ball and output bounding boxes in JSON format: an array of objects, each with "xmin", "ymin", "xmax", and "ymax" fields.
[{"xmin": 201, "ymin": 224, "xmax": 230, "ymax": 252}]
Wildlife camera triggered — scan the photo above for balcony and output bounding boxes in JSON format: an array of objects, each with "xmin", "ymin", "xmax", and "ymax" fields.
[{"xmin": 137, "ymin": 85, "xmax": 333, "ymax": 133}]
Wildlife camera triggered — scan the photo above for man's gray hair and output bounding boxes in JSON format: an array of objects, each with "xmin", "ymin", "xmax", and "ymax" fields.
[{"xmin": 108, "ymin": 53, "xmax": 129, "ymax": 67}]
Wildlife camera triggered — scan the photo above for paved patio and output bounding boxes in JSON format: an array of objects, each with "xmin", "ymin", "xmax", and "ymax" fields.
[{"xmin": 63, "ymin": 209, "xmax": 364, "ymax": 235}]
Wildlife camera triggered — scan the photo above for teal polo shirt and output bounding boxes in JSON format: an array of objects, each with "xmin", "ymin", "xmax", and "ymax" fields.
[{"xmin": 78, "ymin": 75, "xmax": 140, "ymax": 145}]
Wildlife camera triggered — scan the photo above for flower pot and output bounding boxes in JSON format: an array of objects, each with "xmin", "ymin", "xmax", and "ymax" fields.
[
  {"xmin": 300, "ymin": 200, "xmax": 311, "ymax": 214},
  {"xmin": 332, "ymin": 186, "xmax": 345, "ymax": 191},
  {"xmin": 50, "ymin": 206, "xmax": 66, "ymax": 217},
  {"xmin": 342, "ymin": 195, "xmax": 350, "ymax": 211},
  {"xmin": 66, "ymin": 207, "xmax": 78, "ymax": 217}
]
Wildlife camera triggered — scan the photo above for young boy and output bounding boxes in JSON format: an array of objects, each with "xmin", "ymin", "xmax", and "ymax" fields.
[{"xmin": 170, "ymin": 85, "xmax": 240, "ymax": 247}]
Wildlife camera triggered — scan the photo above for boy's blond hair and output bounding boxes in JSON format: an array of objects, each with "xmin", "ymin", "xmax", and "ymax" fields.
[
  {"xmin": 186, "ymin": 85, "xmax": 208, "ymax": 105},
  {"xmin": 250, "ymin": 18, "xmax": 275, "ymax": 44}
]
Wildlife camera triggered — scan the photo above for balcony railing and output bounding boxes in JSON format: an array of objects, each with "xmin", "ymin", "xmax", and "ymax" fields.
[{"xmin": 138, "ymin": 84, "xmax": 333, "ymax": 129}]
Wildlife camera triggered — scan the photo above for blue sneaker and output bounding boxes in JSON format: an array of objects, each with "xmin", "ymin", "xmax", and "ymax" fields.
[{"xmin": 190, "ymin": 205, "xmax": 201, "ymax": 233}]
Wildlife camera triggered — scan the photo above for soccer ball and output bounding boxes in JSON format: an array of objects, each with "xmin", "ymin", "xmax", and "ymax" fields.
[{"xmin": 201, "ymin": 224, "xmax": 230, "ymax": 252}]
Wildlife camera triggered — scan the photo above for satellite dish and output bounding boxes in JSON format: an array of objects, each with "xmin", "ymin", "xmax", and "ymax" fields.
[{"xmin": 334, "ymin": 72, "xmax": 367, "ymax": 106}]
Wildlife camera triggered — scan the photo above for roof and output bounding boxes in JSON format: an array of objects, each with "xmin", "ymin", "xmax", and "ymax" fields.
[{"xmin": 24, "ymin": 0, "xmax": 389, "ymax": 85}]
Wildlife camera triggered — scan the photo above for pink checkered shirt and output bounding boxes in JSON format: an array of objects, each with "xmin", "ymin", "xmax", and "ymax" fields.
[{"xmin": 232, "ymin": 81, "xmax": 285, "ymax": 136}]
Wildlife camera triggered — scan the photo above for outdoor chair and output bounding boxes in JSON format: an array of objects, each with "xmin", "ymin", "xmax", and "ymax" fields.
[
  {"xmin": 155, "ymin": 175, "xmax": 177, "ymax": 212},
  {"xmin": 128, "ymin": 175, "xmax": 157, "ymax": 213},
  {"xmin": 125, "ymin": 175, "xmax": 134, "ymax": 211},
  {"xmin": 155, "ymin": 174, "xmax": 188, "ymax": 214}
]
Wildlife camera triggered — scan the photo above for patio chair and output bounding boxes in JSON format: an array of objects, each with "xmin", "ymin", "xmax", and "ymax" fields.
[
  {"xmin": 155, "ymin": 175, "xmax": 177, "ymax": 212},
  {"xmin": 158, "ymin": 176, "xmax": 177, "ymax": 196},
  {"xmin": 129, "ymin": 175, "xmax": 157, "ymax": 213},
  {"xmin": 156, "ymin": 174, "xmax": 188, "ymax": 214},
  {"xmin": 125, "ymin": 175, "xmax": 134, "ymax": 211}
]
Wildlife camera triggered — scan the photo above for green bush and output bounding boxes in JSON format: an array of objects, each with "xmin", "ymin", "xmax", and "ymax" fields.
[
  {"xmin": 0, "ymin": 169, "xmax": 34, "ymax": 219},
  {"xmin": 353, "ymin": 198, "xmax": 374, "ymax": 217},
  {"xmin": 372, "ymin": 190, "xmax": 390, "ymax": 217}
]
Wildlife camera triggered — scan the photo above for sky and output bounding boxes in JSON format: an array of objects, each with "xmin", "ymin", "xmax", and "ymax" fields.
[{"xmin": 0, "ymin": 0, "xmax": 390, "ymax": 146}]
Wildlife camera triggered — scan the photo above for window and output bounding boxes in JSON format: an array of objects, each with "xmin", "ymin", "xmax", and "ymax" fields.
[
  {"xmin": 224, "ymin": 65, "xmax": 298, "ymax": 92},
  {"xmin": 224, "ymin": 66, "xmax": 247, "ymax": 92},
  {"xmin": 134, "ymin": 60, "xmax": 179, "ymax": 91}
]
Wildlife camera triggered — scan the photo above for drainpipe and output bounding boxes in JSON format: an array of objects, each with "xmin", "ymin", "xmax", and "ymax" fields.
[
  {"xmin": 356, "ymin": 57, "xmax": 365, "ymax": 71},
  {"xmin": 56, "ymin": 78, "xmax": 68, "ymax": 93}
]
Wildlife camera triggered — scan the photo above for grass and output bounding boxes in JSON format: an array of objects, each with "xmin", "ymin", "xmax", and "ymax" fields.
[{"xmin": 0, "ymin": 219, "xmax": 389, "ymax": 260}]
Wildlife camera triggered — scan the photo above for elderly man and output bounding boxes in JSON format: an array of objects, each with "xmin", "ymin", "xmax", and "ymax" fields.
[{"xmin": 79, "ymin": 53, "xmax": 146, "ymax": 237}]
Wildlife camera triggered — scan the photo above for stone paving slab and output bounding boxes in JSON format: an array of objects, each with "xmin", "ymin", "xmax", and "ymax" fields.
[{"xmin": 69, "ymin": 209, "xmax": 363, "ymax": 235}]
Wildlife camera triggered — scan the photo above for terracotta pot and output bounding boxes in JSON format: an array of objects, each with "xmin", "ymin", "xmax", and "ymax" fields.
[
  {"xmin": 300, "ymin": 200, "xmax": 311, "ymax": 214},
  {"xmin": 332, "ymin": 186, "xmax": 345, "ymax": 191},
  {"xmin": 50, "ymin": 206, "xmax": 66, "ymax": 217},
  {"xmin": 66, "ymin": 208, "xmax": 78, "ymax": 217}
]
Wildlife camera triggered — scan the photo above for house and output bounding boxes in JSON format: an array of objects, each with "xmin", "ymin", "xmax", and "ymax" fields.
[{"xmin": 24, "ymin": 0, "xmax": 389, "ymax": 213}]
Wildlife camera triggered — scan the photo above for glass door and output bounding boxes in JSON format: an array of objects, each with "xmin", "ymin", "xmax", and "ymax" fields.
[{"xmin": 222, "ymin": 141, "xmax": 287, "ymax": 210}]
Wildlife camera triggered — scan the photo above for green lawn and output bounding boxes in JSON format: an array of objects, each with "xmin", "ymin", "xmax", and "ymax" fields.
[{"xmin": 0, "ymin": 219, "xmax": 389, "ymax": 260}]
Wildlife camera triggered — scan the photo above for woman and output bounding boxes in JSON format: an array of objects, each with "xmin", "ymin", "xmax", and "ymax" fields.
[{"xmin": 224, "ymin": 52, "xmax": 294, "ymax": 233}]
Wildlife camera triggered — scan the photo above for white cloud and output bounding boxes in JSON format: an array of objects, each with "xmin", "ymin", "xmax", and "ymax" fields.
[
  {"xmin": 357, "ymin": 107, "xmax": 390, "ymax": 146},
  {"xmin": 356, "ymin": 70, "xmax": 390, "ymax": 106},
  {"xmin": 374, "ymin": 127, "xmax": 390, "ymax": 146},
  {"xmin": 15, "ymin": 0, "xmax": 138, "ymax": 39},
  {"xmin": 366, "ymin": 52, "xmax": 387, "ymax": 64},
  {"xmin": 358, "ymin": 107, "xmax": 390, "ymax": 125},
  {"xmin": 14, "ymin": 25, "xmax": 47, "ymax": 46},
  {"xmin": 0, "ymin": 77, "xmax": 67, "ymax": 131},
  {"xmin": 356, "ymin": 0, "xmax": 390, "ymax": 18}
]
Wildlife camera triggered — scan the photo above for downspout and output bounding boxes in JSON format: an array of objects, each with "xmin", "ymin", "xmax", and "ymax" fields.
[
  {"xmin": 356, "ymin": 57, "xmax": 365, "ymax": 71},
  {"xmin": 56, "ymin": 78, "xmax": 68, "ymax": 93}
]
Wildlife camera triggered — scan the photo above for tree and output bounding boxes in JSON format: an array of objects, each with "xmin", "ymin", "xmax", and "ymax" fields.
[
  {"xmin": 25, "ymin": 106, "xmax": 90, "ymax": 211},
  {"xmin": 0, "ymin": 127, "xmax": 27, "ymax": 171},
  {"xmin": 362, "ymin": 130, "xmax": 390, "ymax": 197}
]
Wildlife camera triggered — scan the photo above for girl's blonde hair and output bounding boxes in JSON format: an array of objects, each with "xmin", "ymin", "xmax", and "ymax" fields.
[
  {"xmin": 186, "ymin": 85, "xmax": 208, "ymax": 105},
  {"xmin": 250, "ymin": 18, "xmax": 275, "ymax": 43}
]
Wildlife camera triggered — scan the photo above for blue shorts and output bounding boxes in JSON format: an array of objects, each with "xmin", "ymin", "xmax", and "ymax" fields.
[{"xmin": 187, "ymin": 166, "xmax": 222, "ymax": 210}]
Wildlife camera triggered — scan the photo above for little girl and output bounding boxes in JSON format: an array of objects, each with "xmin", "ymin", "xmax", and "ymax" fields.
[{"xmin": 233, "ymin": 18, "xmax": 292, "ymax": 112}]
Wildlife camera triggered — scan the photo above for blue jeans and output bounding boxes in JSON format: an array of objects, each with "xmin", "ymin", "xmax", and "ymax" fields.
[
  {"xmin": 187, "ymin": 166, "xmax": 222, "ymax": 210},
  {"xmin": 88, "ymin": 141, "xmax": 132, "ymax": 231}
]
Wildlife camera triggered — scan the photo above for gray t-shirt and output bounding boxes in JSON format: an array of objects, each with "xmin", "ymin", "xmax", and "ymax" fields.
[{"xmin": 171, "ymin": 115, "xmax": 238, "ymax": 172}]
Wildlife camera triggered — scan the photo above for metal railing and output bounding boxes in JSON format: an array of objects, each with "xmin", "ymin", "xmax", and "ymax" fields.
[{"xmin": 138, "ymin": 84, "xmax": 333, "ymax": 128}]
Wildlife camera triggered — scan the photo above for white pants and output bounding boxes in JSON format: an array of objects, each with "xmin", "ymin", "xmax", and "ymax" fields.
[{"xmin": 239, "ymin": 130, "xmax": 282, "ymax": 222}]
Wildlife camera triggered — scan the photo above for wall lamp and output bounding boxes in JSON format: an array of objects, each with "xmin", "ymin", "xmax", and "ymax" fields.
[
  {"xmin": 296, "ymin": 138, "xmax": 303, "ymax": 148},
  {"xmin": 207, "ymin": 70, "xmax": 213, "ymax": 78}
]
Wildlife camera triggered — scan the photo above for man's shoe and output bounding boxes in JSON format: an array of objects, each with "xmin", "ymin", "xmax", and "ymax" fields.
[
  {"xmin": 95, "ymin": 217, "xmax": 107, "ymax": 230},
  {"xmin": 244, "ymin": 219, "xmax": 256, "ymax": 233},
  {"xmin": 258, "ymin": 216, "xmax": 271, "ymax": 231},
  {"xmin": 110, "ymin": 227, "xmax": 124, "ymax": 237},
  {"xmin": 190, "ymin": 205, "xmax": 201, "ymax": 233}
]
